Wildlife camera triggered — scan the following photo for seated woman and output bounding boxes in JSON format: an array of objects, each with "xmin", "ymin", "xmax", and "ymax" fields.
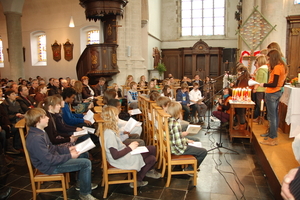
[
  {"xmin": 81, "ymin": 76, "xmax": 95, "ymax": 99},
  {"xmin": 34, "ymin": 84, "xmax": 48, "ymax": 104},
  {"xmin": 2, "ymin": 89, "xmax": 24, "ymax": 151},
  {"xmin": 212, "ymin": 87, "xmax": 232, "ymax": 127},
  {"xmin": 101, "ymin": 106, "xmax": 160, "ymax": 187},
  {"xmin": 40, "ymin": 95, "xmax": 78, "ymax": 146},
  {"xmin": 166, "ymin": 101, "xmax": 207, "ymax": 172},
  {"xmin": 72, "ymin": 81, "xmax": 92, "ymax": 114}
]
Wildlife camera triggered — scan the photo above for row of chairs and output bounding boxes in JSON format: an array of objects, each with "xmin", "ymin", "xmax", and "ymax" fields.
[
  {"xmin": 15, "ymin": 94, "xmax": 198, "ymax": 199},
  {"xmin": 138, "ymin": 95, "xmax": 198, "ymax": 187}
]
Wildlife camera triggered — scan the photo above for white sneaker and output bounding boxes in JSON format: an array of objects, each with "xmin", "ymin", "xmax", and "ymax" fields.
[
  {"xmin": 76, "ymin": 183, "xmax": 98, "ymax": 191},
  {"xmin": 79, "ymin": 194, "xmax": 99, "ymax": 200},
  {"xmin": 129, "ymin": 181, "xmax": 148, "ymax": 188},
  {"xmin": 146, "ymin": 169, "xmax": 161, "ymax": 179}
]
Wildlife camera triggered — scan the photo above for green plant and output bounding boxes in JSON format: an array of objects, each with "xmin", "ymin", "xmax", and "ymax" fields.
[{"xmin": 157, "ymin": 62, "xmax": 166, "ymax": 77}]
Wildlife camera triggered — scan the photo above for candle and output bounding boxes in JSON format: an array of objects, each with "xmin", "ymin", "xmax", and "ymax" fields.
[
  {"xmin": 298, "ymin": 73, "xmax": 300, "ymax": 83},
  {"xmin": 260, "ymin": 99, "xmax": 264, "ymax": 111}
]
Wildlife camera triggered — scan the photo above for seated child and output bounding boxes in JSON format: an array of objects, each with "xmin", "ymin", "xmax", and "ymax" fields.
[
  {"xmin": 212, "ymin": 87, "xmax": 232, "ymax": 127},
  {"xmin": 127, "ymin": 82, "xmax": 138, "ymax": 109},
  {"xmin": 107, "ymin": 99, "xmax": 145, "ymax": 146},
  {"xmin": 61, "ymin": 87, "xmax": 93, "ymax": 127},
  {"xmin": 101, "ymin": 106, "xmax": 160, "ymax": 187},
  {"xmin": 167, "ymin": 101, "xmax": 207, "ymax": 172},
  {"xmin": 189, "ymin": 82, "xmax": 207, "ymax": 123},
  {"xmin": 176, "ymin": 83, "xmax": 190, "ymax": 121},
  {"xmin": 24, "ymin": 108, "xmax": 98, "ymax": 200}
]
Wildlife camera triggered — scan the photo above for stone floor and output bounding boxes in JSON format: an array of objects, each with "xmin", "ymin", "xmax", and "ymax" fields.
[{"xmin": 0, "ymin": 119, "xmax": 275, "ymax": 200}]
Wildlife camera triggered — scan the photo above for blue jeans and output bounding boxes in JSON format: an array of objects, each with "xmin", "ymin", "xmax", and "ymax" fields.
[
  {"xmin": 265, "ymin": 91, "xmax": 282, "ymax": 139},
  {"xmin": 254, "ymin": 92, "xmax": 265, "ymax": 119},
  {"xmin": 52, "ymin": 153, "xmax": 91, "ymax": 195}
]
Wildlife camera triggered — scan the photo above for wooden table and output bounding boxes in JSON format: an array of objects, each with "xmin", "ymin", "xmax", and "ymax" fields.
[{"xmin": 229, "ymin": 100, "xmax": 255, "ymax": 142}]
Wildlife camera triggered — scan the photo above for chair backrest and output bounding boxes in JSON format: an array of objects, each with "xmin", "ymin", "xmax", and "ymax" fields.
[
  {"xmin": 15, "ymin": 119, "xmax": 37, "ymax": 185},
  {"xmin": 95, "ymin": 114, "xmax": 109, "ymax": 173},
  {"xmin": 155, "ymin": 109, "xmax": 172, "ymax": 165},
  {"xmin": 143, "ymin": 97, "xmax": 156, "ymax": 145}
]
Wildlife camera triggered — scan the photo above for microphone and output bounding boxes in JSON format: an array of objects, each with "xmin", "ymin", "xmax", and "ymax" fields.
[{"xmin": 210, "ymin": 79, "xmax": 217, "ymax": 83}]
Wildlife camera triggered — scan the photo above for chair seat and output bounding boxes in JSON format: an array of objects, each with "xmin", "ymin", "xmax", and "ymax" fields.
[
  {"xmin": 107, "ymin": 163, "xmax": 136, "ymax": 173},
  {"xmin": 171, "ymin": 154, "xmax": 197, "ymax": 161}
]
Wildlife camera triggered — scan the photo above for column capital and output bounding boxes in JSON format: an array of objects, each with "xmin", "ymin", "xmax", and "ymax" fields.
[{"xmin": 0, "ymin": 0, "xmax": 24, "ymax": 14}]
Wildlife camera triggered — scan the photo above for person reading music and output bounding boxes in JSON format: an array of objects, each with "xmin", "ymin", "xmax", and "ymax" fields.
[
  {"xmin": 166, "ymin": 101, "xmax": 207, "ymax": 174},
  {"xmin": 101, "ymin": 106, "xmax": 161, "ymax": 188}
]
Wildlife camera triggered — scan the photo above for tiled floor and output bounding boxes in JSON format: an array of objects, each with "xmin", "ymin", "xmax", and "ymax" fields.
[{"xmin": 0, "ymin": 119, "xmax": 275, "ymax": 200}]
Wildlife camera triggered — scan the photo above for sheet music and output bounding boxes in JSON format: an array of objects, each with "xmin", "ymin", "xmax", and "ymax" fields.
[
  {"xmin": 130, "ymin": 146, "xmax": 149, "ymax": 155},
  {"xmin": 188, "ymin": 142, "xmax": 202, "ymax": 148},
  {"xmin": 82, "ymin": 126, "xmax": 96, "ymax": 134},
  {"xmin": 124, "ymin": 118, "xmax": 142, "ymax": 132},
  {"xmin": 129, "ymin": 109, "xmax": 142, "ymax": 115},
  {"xmin": 83, "ymin": 110, "xmax": 95, "ymax": 124},
  {"xmin": 73, "ymin": 129, "xmax": 88, "ymax": 137},
  {"xmin": 75, "ymin": 138, "xmax": 96, "ymax": 154}
]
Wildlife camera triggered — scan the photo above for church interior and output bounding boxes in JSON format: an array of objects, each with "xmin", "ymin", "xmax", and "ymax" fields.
[{"xmin": 0, "ymin": 0, "xmax": 300, "ymax": 199}]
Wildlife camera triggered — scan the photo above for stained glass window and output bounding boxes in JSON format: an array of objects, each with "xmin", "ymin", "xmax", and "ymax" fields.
[
  {"xmin": 38, "ymin": 34, "xmax": 47, "ymax": 62},
  {"xmin": 0, "ymin": 39, "xmax": 3, "ymax": 63},
  {"xmin": 181, "ymin": 0, "xmax": 225, "ymax": 36},
  {"xmin": 87, "ymin": 30, "xmax": 100, "ymax": 44}
]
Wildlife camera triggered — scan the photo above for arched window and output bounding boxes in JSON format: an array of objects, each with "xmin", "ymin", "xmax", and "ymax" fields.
[
  {"xmin": 38, "ymin": 34, "xmax": 47, "ymax": 62},
  {"xmin": 30, "ymin": 31, "xmax": 47, "ymax": 66},
  {"xmin": 80, "ymin": 25, "xmax": 101, "ymax": 53},
  {"xmin": 0, "ymin": 38, "xmax": 4, "ymax": 67},
  {"xmin": 181, "ymin": 0, "xmax": 225, "ymax": 36},
  {"xmin": 87, "ymin": 30, "xmax": 100, "ymax": 44}
]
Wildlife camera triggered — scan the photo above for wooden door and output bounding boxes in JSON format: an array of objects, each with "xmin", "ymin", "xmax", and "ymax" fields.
[{"xmin": 286, "ymin": 16, "xmax": 300, "ymax": 78}]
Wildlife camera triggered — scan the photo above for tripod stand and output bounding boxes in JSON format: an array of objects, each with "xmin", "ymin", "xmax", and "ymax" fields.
[{"xmin": 206, "ymin": 87, "xmax": 239, "ymax": 154}]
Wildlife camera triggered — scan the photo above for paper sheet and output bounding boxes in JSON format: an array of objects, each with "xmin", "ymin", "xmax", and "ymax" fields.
[
  {"xmin": 83, "ymin": 110, "xmax": 95, "ymax": 124},
  {"xmin": 130, "ymin": 146, "xmax": 149, "ymax": 155},
  {"xmin": 75, "ymin": 138, "xmax": 96, "ymax": 154}
]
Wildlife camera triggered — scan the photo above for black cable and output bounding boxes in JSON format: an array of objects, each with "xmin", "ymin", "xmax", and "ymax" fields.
[{"xmin": 207, "ymin": 130, "xmax": 248, "ymax": 200}]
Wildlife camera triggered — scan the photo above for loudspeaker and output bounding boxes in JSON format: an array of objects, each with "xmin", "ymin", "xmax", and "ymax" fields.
[{"xmin": 223, "ymin": 48, "xmax": 237, "ymax": 63}]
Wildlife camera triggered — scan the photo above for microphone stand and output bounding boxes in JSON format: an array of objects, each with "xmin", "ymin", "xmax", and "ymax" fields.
[{"xmin": 207, "ymin": 87, "xmax": 239, "ymax": 154}]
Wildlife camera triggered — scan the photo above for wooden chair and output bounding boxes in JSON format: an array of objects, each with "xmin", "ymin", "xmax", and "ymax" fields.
[
  {"xmin": 156, "ymin": 109, "xmax": 198, "ymax": 187},
  {"xmin": 151, "ymin": 104, "xmax": 164, "ymax": 169},
  {"xmin": 95, "ymin": 114, "xmax": 137, "ymax": 198},
  {"xmin": 15, "ymin": 119, "xmax": 69, "ymax": 200},
  {"xmin": 143, "ymin": 97, "xmax": 155, "ymax": 146}
]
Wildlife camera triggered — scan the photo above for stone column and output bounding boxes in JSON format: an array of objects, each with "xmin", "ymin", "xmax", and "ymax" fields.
[
  {"xmin": 0, "ymin": 0, "xmax": 24, "ymax": 81},
  {"xmin": 261, "ymin": 0, "xmax": 286, "ymax": 55}
]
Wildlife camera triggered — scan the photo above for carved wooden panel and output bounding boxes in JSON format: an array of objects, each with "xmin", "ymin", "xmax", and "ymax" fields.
[
  {"xmin": 286, "ymin": 15, "xmax": 300, "ymax": 78},
  {"xmin": 76, "ymin": 44, "xmax": 119, "ymax": 85},
  {"xmin": 162, "ymin": 40, "xmax": 224, "ymax": 80}
]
